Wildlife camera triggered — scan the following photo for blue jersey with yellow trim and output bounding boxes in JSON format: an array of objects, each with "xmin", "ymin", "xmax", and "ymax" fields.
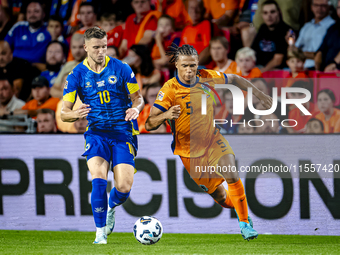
[{"xmin": 63, "ymin": 56, "xmax": 140, "ymax": 146}]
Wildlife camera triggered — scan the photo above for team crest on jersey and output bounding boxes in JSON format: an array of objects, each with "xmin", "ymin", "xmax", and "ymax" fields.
[
  {"xmin": 64, "ymin": 80, "xmax": 68, "ymax": 89},
  {"xmin": 37, "ymin": 33, "xmax": 45, "ymax": 42},
  {"xmin": 22, "ymin": 35, "xmax": 27, "ymax": 40},
  {"xmin": 85, "ymin": 82, "xmax": 92, "ymax": 88},
  {"xmin": 156, "ymin": 91, "xmax": 164, "ymax": 101},
  {"xmin": 97, "ymin": 80, "xmax": 105, "ymax": 87},
  {"xmin": 108, "ymin": 75, "xmax": 117, "ymax": 84}
]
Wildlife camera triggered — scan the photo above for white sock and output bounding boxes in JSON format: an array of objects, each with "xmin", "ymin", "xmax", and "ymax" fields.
[{"xmin": 96, "ymin": 226, "xmax": 106, "ymax": 237}]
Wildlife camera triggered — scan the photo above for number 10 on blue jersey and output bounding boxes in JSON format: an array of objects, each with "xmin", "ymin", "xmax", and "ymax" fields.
[{"xmin": 97, "ymin": 90, "xmax": 111, "ymax": 104}]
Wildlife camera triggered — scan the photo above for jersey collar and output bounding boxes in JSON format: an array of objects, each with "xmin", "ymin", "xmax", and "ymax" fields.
[
  {"xmin": 83, "ymin": 55, "xmax": 110, "ymax": 74},
  {"xmin": 176, "ymin": 74, "xmax": 199, "ymax": 88}
]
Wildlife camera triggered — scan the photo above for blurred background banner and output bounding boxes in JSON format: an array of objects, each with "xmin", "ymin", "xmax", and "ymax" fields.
[{"xmin": 0, "ymin": 134, "xmax": 339, "ymax": 235}]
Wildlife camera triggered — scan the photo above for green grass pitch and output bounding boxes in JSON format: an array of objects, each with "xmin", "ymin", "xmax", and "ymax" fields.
[{"xmin": 0, "ymin": 230, "xmax": 339, "ymax": 254}]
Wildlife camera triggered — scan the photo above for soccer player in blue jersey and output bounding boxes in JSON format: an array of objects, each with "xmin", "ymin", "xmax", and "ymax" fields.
[{"xmin": 61, "ymin": 27, "xmax": 144, "ymax": 244}]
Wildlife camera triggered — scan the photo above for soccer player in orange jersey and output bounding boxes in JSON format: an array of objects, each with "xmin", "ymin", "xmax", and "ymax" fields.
[{"xmin": 145, "ymin": 44, "xmax": 272, "ymax": 240}]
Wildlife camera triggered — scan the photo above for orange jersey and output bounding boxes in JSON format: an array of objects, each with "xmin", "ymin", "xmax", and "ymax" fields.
[
  {"xmin": 162, "ymin": 0, "xmax": 192, "ymax": 30},
  {"xmin": 314, "ymin": 108, "xmax": 340, "ymax": 133},
  {"xmin": 285, "ymin": 72, "xmax": 309, "ymax": 87},
  {"xmin": 153, "ymin": 69, "xmax": 227, "ymax": 157},
  {"xmin": 180, "ymin": 20, "xmax": 222, "ymax": 55},
  {"xmin": 213, "ymin": 62, "xmax": 248, "ymax": 98},
  {"xmin": 235, "ymin": 67, "xmax": 263, "ymax": 79},
  {"xmin": 22, "ymin": 97, "xmax": 60, "ymax": 118},
  {"xmin": 107, "ymin": 25, "xmax": 124, "ymax": 48},
  {"xmin": 213, "ymin": 60, "xmax": 238, "ymax": 74},
  {"xmin": 203, "ymin": 0, "xmax": 240, "ymax": 20},
  {"xmin": 334, "ymin": 118, "xmax": 340, "ymax": 133}
]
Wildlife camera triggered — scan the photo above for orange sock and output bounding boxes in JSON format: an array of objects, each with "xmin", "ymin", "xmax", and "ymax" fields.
[
  {"xmin": 228, "ymin": 179, "xmax": 249, "ymax": 223},
  {"xmin": 215, "ymin": 189, "xmax": 234, "ymax": 208}
]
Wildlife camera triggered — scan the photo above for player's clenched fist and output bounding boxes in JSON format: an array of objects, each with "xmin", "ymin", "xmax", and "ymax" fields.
[
  {"xmin": 76, "ymin": 104, "xmax": 91, "ymax": 119},
  {"xmin": 166, "ymin": 105, "xmax": 181, "ymax": 120}
]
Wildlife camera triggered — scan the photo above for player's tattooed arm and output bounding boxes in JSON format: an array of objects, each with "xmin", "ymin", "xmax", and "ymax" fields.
[
  {"xmin": 125, "ymin": 90, "xmax": 144, "ymax": 121},
  {"xmin": 145, "ymin": 105, "xmax": 181, "ymax": 131},
  {"xmin": 226, "ymin": 74, "xmax": 273, "ymax": 110},
  {"xmin": 61, "ymin": 101, "xmax": 91, "ymax": 122}
]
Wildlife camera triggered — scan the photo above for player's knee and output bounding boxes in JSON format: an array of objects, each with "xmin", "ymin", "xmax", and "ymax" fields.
[
  {"xmin": 115, "ymin": 182, "xmax": 132, "ymax": 193},
  {"xmin": 211, "ymin": 188, "xmax": 226, "ymax": 204},
  {"xmin": 215, "ymin": 192, "xmax": 226, "ymax": 204},
  {"xmin": 91, "ymin": 172, "xmax": 107, "ymax": 180}
]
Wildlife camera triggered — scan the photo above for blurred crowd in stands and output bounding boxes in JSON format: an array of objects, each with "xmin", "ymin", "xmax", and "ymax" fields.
[{"xmin": 0, "ymin": 0, "xmax": 339, "ymax": 134}]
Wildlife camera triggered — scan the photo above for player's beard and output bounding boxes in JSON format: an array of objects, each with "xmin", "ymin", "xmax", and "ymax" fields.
[
  {"xmin": 46, "ymin": 62, "xmax": 62, "ymax": 72},
  {"xmin": 90, "ymin": 54, "xmax": 104, "ymax": 65}
]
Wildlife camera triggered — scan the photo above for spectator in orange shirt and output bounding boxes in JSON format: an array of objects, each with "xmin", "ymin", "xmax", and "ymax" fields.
[
  {"xmin": 314, "ymin": 89, "xmax": 340, "ymax": 133},
  {"xmin": 203, "ymin": 0, "xmax": 240, "ymax": 27},
  {"xmin": 67, "ymin": 2, "xmax": 97, "ymax": 62},
  {"xmin": 235, "ymin": 47, "xmax": 262, "ymax": 78},
  {"xmin": 287, "ymin": 81, "xmax": 318, "ymax": 133},
  {"xmin": 100, "ymin": 13, "xmax": 116, "ymax": 32},
  {"xmin": 124, "ymin": 44, "xmax": 161, "ymax": 95},
  {"xmin": 305, "ymin": 118, "xmax": 324, "ymax": 134},
  {"xmin": 210, "ymin": 36, "xmax": 237, "ymax": 74},
  {"xmin": 286, "ymin": 47, "xmax": 308, "ymax": 81},
  {"xmin": 76, "ymin": 2, "xmax": 97, "ymax": 34},
  {"xmin": 15, "ymin": 76, "xmax": 59, "ymax": 118},
  {"xmin": 119, "ymin": 0, "xmax": 160, "ymax": 57},
  {"xmin": 157, "ymin": 0, "xmax": 192, "ymax": 30},
  {"xmin": 151, "ymin": 15, "xmax": 180, "ymax": 69},
  {"xmin": 180, "ymin": 0, "xmax": 223, "ymax": 65},
  {"xmin": 105, "ymin": 11, "xmax": 125, "ymax": 50}
]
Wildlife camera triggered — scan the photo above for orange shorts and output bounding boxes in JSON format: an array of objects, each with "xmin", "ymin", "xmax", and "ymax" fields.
[{"xmin": 180, "ymin": 129, "xmax": 235, "ymax": 194}]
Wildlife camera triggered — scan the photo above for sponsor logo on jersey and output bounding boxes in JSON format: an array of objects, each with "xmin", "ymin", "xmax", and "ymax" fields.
[
  {"xmin": 97, "ymin": 80, "xmax": 105, "ymax": 87},
  {"xmin": 131, "ymin": 72, "xmax": 135, "ymax": 78},
  {"xmin": 22, "ymin": 35, "xmax": 27, "ymax": 40},
  {"xmin": 108, "ymin": 75, "xmax": 117, "ymax": 84},
  {"xmin": 156, "ymin": 91, "xmax": 164, "ymax": 101}
]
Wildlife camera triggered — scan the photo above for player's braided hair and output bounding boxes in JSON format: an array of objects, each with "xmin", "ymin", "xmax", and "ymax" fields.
[
  {"xmin": 166, "ymin": 43, "xmax": 198, "ymax": 63},
  {"xmin": 166, "ymin": 43, "xmax": 200, "ymax": 75}
]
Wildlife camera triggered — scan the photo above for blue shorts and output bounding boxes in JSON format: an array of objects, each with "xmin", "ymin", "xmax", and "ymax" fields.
[{"xmin": 82, "ymin": 132, "xmax": 136, "ymax": 169}]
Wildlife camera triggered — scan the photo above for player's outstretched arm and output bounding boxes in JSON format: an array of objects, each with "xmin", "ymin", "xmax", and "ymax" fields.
[
  {"xmin": 125, "ymin": 90, "xmax": 145, "ymax": 121},
  {"xmin": 60, "ymin": 101, "xmax": 91, "ymax": 122},
  {"xmin": 145, "ymin": 105, "xmax": 181, "ymax": 131},
  {"xmin": 227, "ymin": 74, "xmax": 273, "ymax": 110}
]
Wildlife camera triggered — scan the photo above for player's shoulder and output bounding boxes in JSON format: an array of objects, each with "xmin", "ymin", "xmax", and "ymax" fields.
[
  {"xmin": 163, "ymin": 77, "xmax": 180, "ymax": 89},
  {"xmin": 68, "ymin": 61, "xmax": 86, "ymax": 78},
  {"xmin": 199, "ymin": 69, "xmax": 225, "ymax": 79},
  {"xmin": 8, "ymin": 21, "xmax": 29, "ymax": 36}
]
